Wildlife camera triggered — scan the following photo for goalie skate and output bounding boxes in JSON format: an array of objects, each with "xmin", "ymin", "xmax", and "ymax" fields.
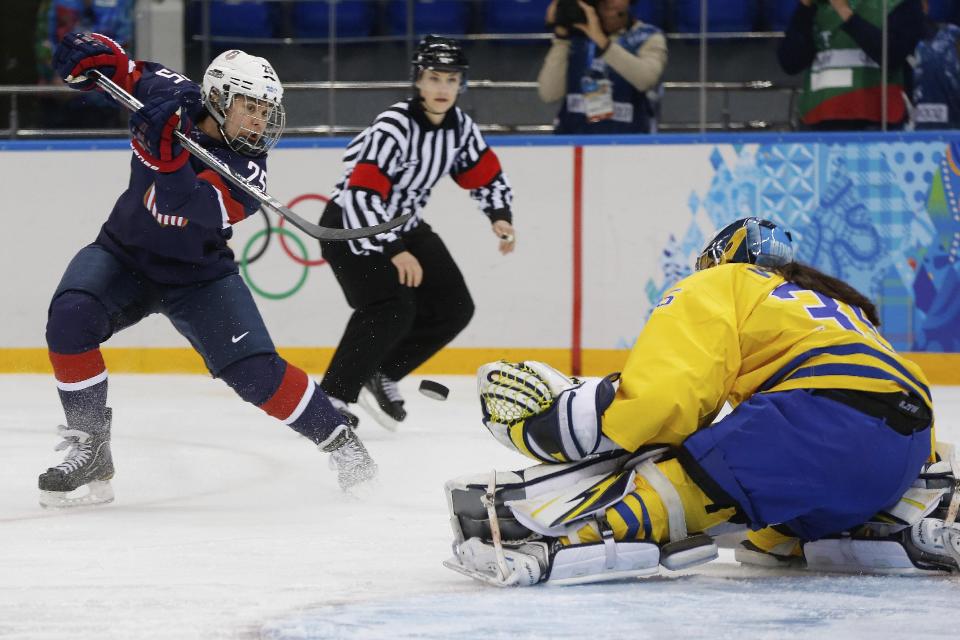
[
  {"xmin": 444, "ymin": 538, "xmax": 552, "ymax": 587},
  {"xmin": 38, "ymin": 420, "xmax": 115, "ymax": 509}
]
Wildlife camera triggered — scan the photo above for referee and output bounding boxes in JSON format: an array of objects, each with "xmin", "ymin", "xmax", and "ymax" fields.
[{"xmin": 318, "ymin": 36, "xmax": 516, "ymax": 431}]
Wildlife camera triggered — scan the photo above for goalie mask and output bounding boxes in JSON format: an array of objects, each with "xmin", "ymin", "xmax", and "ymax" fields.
[
  {"xmin": 201, "ymin": 50, "xmax": 286, "ymax": 156},
  {"xmin": 411, "ymin": 35, "xmax": 469, "ymax": 96},
  {"xmin": 695, "ymin": 217, "xmax": 795, "ymax": 272}
]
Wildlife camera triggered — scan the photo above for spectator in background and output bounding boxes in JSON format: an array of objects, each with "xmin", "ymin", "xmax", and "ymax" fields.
[
  {"xmin": 36, "ymin": 0, "xmax": 134, "ymax": 127},
  {"xmin": 39, "ymin": 0, "xmax": 134, "ymax": 81},
  {"xmin": 910, "ymin": 0, "xmax": 960, "ymax": 128},
  {"xmin": 537, "ymin": 0, "xmax": 667, "ymax": 134},
  {"xmin": 778, "ymin": 0, "xmax": 924, "ymax": 130},
  {"xmin": 35, "ymin": 0, "xmax": 55, "ymax": 84}
]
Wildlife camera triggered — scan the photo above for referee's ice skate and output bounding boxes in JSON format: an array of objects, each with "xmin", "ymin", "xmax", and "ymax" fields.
[
  {"xmin": 358, "ymin": 373, "xmax": 407, "ymax": 431},
  {"xmin": 38, "ymin": 409, "xmax": 115, "ymax": 508}
]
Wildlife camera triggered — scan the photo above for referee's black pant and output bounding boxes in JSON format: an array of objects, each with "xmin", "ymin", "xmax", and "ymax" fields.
[{"xmin": 318, "ymin": 203, "xmax": 475, "ymax": 402}]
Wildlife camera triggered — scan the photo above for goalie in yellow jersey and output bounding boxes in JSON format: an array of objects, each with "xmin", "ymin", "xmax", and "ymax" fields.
[{"xmin": 443, "ymin": 217, "xmax": 960, "ymax": 587}]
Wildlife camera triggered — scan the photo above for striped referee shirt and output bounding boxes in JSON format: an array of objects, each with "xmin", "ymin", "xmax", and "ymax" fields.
[{"xmin": 331, "ymin": 99, "xmax": 513, "ymax": 256}]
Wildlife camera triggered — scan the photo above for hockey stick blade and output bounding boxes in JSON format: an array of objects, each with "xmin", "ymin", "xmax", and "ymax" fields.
[{"xmin": 90, "ymin": 70, "xmax": 410, "ymax": 241}]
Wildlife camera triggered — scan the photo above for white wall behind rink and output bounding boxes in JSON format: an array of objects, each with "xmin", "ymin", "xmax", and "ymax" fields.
[{"xmin": 1, "ymin": 142, "xmax": 704, "ymax": 351}]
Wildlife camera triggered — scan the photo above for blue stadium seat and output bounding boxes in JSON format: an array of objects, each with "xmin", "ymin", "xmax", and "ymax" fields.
[
  {"xmin": 205, "ymin": 1, "xmax": 275, "ymax": 39},
  {"xmin": 763, "ymin": 0, "xmax": 799, "ymax": 31},
  {"xmin": 927, "ymin": 0, "xmax": 957, "ymax": 23},
  {"xmin": 386, "ymin": 0, "xmax": 472, "ymax": 35},
  {"xmin": 634, "ymin": 0, "xmax": 667, "ymax": 28},
  {"xmin": 292, "ymin": 1, "xmax": 377, "ymax": 38},
  {"xmin": 483, "ymin": 0, "xmax": 551, "ymax": 33},
  {"xmin": 674, "ymin": 0, "xmax": 759, "ymax": 33}
]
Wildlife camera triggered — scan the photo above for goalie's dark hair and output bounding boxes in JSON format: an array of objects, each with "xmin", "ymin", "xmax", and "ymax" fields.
[{"xmin": 773, "ymin": 262, "xmax": 880, "ymax": 327}]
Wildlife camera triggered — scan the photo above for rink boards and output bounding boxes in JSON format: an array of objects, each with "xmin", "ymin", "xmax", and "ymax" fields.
[{"xmin": 2, "ymin": 132, "xmax": 959, "ymax": 381}]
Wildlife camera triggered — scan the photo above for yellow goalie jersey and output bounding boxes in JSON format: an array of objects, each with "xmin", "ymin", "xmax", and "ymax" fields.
[{"xmin": 602, "ymin": 263, "xmax": 934, "ymax": 455}]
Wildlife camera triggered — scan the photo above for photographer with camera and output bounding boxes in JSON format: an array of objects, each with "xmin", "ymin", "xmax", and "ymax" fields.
[
  {"xmin": 778, "ymin": 0, "xmax": 924, "ymax": 129},
  {"xmin": 537, "ymin": 0, "xmax": 667, "ymax": 134}
]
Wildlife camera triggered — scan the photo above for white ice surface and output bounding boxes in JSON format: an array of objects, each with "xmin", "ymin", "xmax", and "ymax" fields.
[{"xmin": 1, "ymin": 375, "xmax": 958, "ymax": 639}]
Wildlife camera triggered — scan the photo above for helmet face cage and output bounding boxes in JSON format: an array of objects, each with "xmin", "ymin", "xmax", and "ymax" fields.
[
  {"xmin": 202, "ymin": 50, "xmax": 286, "ymax": 156},
  {"xmin": 411, "ymin": 35, "xmax": 469, "ymax": 95},
  {"xmin": 217, "ymin": 92, "xmax": 286, "ymax": 157},
  {"xmin": 695, "ymin": 217, "xmax": 795, "ymax": 272}
]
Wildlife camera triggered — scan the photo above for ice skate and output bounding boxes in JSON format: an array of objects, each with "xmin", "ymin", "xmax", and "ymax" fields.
[
  {"xmin": 322, "ymin": 425, "xmax": 378, "ymax": 492},
  {"xmin": 901, "ymin": 518, "xmax": 960, "ymax": 572},
  {"xmin": 38, "ymin": 411, "xmax": 115, "ymax": 509},
  {"xmin": 358, "ymin": 372, "xmax": 406, "ymax": 431}
]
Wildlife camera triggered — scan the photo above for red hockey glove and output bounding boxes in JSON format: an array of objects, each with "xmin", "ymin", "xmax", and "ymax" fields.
[
  {"xmin": 52, "ymin": 32, "xmax": 130, "ymax": 91},
  {"xmin": 130, "ymin": 95, "xmax": 193, "ymax": 173}
]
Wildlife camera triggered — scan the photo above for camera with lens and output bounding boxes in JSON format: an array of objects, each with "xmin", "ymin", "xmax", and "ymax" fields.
[{"xmin": 554, "ymin": 0, "xmax": 599, "ymax": 29}]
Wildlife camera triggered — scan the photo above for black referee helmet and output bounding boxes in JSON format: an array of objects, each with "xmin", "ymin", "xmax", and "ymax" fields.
[{"xmin": 411, "ymin": 35, "xmax": 469, "ymax": 94}]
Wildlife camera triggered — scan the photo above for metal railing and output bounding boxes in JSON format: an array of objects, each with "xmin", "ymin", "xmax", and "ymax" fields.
[
  {"xmin": 5, "ymin": 0, "xmax": 898, "ymax": 137},
  {"xmin": 184, "ymin": 0, "xmax": 801, "ymax": 133},
  {"xmin": 0, "ymin": 79, "xmax": 797, "ymax": 138}
]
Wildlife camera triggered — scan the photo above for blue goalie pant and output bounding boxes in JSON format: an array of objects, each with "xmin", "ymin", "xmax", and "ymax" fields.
[{"xmin": 680, "ymin": 388, "xmax": 932, "ymax": 541}]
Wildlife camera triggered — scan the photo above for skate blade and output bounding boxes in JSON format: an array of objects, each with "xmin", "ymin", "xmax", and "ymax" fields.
[
  {"xmin": 39, "ymin": 480, "xmax": 115, "ymax": 509},
  {"xmin": 357, "ymin": 390, "xmax": 400, "ymax": 432},
  {"xmin": 442, "ymin": 558, "xmax": 517, "ymax": 587}
]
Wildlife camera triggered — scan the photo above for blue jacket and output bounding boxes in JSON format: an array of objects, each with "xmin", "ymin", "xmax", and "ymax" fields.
[
  {"xmin": 912, "ymin": 23, "xmax": 960, "ymax": 129},
  {"xmin": 555, "ymin": 21, "xmax": 663, "ymax": 134}
]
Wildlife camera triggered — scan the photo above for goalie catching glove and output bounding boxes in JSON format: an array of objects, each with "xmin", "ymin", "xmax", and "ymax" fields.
[{"xmin": 477, "ymin": 360, "xmax": 621, "ymax": 462}]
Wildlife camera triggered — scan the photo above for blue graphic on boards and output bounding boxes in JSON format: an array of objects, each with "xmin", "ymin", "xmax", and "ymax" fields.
[{"xmin": 647, "ymin": 141, "xmax": 960, "ymax": 351}]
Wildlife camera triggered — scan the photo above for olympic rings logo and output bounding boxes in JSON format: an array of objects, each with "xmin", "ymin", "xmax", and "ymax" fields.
[{"xmin": 239, "ymin": 193, "xmax": 330, "ymax": 300}]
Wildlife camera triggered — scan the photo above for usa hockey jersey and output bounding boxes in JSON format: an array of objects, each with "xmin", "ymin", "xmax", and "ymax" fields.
[
  {"xmin": 95, "ymin": 61, "xmax": 265, "ymax": 284},
  {"xmin": 603, "ymin": 263, "xmax": 934, "ymax": 456}
]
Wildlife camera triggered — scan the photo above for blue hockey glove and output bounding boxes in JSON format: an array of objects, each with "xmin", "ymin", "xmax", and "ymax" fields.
[
  {"xmin": 130, "ymin": 95, "xmax": 194, "ymax": 172},
  {"xmin": 53, "ymin": 32, "xmax": 129, "ymax": 91}
]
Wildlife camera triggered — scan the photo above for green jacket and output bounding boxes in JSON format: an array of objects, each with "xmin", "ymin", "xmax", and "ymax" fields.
[{"xmin": 799, "ymin": 0, "xmax": 906, "ymax": 125}]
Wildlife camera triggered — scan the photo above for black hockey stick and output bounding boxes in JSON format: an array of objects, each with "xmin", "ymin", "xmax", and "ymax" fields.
[{"xmin": 90, "ymin": 70, "xmax": 410, "ymax": 241}]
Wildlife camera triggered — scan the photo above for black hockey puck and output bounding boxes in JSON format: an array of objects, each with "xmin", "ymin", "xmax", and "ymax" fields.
[{"xmin": 419, "ymin": 379, "xmax": 450, "ymax": 401}]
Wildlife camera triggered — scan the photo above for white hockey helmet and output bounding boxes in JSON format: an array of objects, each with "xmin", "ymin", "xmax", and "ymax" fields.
[{"xmin": 201, "ymin": 49, "xmax": 286, "ymax": 156}]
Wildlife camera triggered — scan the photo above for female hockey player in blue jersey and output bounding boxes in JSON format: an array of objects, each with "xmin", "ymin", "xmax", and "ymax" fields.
[
  {"xmin": 444, "ymin": 217, "xmax": 959, "ymax": 586},
  {"xmin": 38, "ymin": 33, "xmax": 377, "ymax": 507}
]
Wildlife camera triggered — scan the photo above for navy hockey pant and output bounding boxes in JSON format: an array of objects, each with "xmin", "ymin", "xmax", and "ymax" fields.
[{"xmin": 45, "ymin": 243, "xmax": 344, "ymax": 443}]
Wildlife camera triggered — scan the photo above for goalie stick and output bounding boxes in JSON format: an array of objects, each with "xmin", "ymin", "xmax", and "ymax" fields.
[
  {"xmin": 90, "ymin": 70, "xmax": 411, "ymax": 242},
  {"xmin": 481, "ymin": 470, "xmax": 514, "ymax": 584}
]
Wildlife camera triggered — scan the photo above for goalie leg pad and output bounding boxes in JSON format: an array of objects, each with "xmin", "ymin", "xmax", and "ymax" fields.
[
  {"xmin": 764, "ymin": 518, "xmax": 960, "ymax": 575},
  {"xmin": 548, "ymin": 540, "xmax": 660, "ymax": 585},
  {"xmin": 444, "ymin": 452, "xmax": 635, "ymax": 543},
  {"xmin": 444, "ymin": 536, "xmax": 661, "ymax": 587},
  {"xmin": 803, "ymin": 538, "xmax": 934, "ymax": 574},
  {"xmin": 659, "ymin": 533, "xmax": 720, "ymax": 571},
  {"xmin": 445, "ymin": 534, "xmax": 719, "ymax": 587}
]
